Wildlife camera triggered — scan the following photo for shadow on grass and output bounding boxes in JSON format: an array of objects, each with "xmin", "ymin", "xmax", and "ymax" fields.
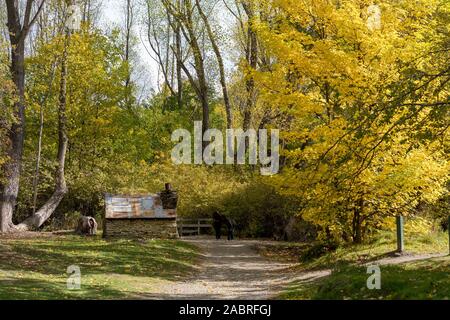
[
  {"xmin": 0, "ymin": 236, "xmax": 200, "ymax": 280},
  {"xmin": 0, "ymin": 277, "xmax": 128, "ymax": 300}
]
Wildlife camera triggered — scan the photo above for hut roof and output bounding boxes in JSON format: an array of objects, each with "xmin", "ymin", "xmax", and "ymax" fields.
[{"xmin": 105, "ymin": 194, "xmax": 176, "ymax": 219}]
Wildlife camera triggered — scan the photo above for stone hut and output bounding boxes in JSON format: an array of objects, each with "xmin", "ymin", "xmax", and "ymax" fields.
[{"xmin": 103, "ymin": 184, "xmax": 179, "ymax": 239}]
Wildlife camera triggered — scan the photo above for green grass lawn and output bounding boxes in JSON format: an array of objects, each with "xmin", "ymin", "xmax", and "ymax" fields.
[
  {"xmin": 260, "ymin": 230, "xmax": 450, "ymax": 300},
  {"xmin": 279, "ymin": 256, "xmax": 449, "ymax": 300},
  {"xmin": 0, "ymin": 234, "xmax": 200, "ymax": 299}
]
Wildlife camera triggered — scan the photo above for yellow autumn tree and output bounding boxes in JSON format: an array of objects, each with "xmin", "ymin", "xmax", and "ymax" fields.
[{"xmin": 254, "ymin": 0, "xmax": 450, "ymax": 243}]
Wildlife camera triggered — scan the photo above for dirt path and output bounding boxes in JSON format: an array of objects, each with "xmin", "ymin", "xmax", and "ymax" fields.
[
  {"xmin": 365, "ymin": 252, "xmax": 447, "ymax": 266},
  {"xmin": 138, "ymin": 238, "xmax": 446, "ymax": 300},
  {"xmin": 140, "ymin": 238, "xmax": 330, "ymax": 300}
]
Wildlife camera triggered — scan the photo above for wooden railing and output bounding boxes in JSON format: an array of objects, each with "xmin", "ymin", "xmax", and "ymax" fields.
[{"xmin": 177, "ymin": 218, "xmax": 213, "ymax": 237}]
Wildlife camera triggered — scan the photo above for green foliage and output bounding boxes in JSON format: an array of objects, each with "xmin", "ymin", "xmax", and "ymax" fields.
[
  {"xmin": 19, "ymin": 31, "xmax": 233, "ymax": 227},
  {"xmin": 17, "ymin": 26, "xmax": 289, "ymax": 236},
  {"xmin": 218, "ymin": 178, "xmax": 300, "ymax": 238},
  {"xmin": 5, "ymin": 0, "xmax": 448, "ymax": 244},
  {"xmin": 18, "ymin": 27, "xmax": 144, "ymax": 223},
  {"xmin": 108, "ymin": 161, "xmax": 297, "ymax": 238}
]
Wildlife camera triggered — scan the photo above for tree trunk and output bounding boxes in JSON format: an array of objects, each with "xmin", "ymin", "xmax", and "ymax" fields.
[
  {"xmin": 0, "ymin": 19, "xmax": 26, "ymax": 232},
  {"xmin": 242, "ymin": 1, "xmax": 257, "ymax": 131},
  {"xmin": 175, "ymin": 0, "xmax": 183, "ymax": 109},
  {"xmin": 352, "ymin": 198, "xmax": 364, "ymax": 244},
  {"xmin": 184, "ymin": 0, "xmax": 209, "ymax": 137},
  {"xmin": 124, "ymin": 0, "xmax": 132, "ymax": 109},
  {"xmin": 145, "ymin": 1, "xmax": 176, "ymax": 97},
  {"xmin": 16, "ymin": 28, "xmax": 70, "ymax": 231},
  {"xmin": 162, "ymin": 0, "xmax": 210, "ymax": 138},
  {"xmin": 196, "ymin": 0, "xmax": 233, "ymax": 129},
  {"xmin": 1, "ymin": 0, "xmax": 47, "ymax": 232},
  {"xmin": 31, "ymin": 60, "xmax": 57, "ymax": 215},
  {"xmin": 31, "ymin": 103, "xmax": 44, "ymax": 215}
]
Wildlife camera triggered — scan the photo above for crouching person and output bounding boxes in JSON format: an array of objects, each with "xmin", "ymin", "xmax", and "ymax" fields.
[{"xmin": 75, "ymin": 216, "xmax": 98, "ymax": 236}]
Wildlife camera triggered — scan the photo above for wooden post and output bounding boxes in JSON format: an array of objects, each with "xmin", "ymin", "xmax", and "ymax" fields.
[
  {"xmin": 180, "ymin": 219, "xmax": 183, "ymax": 238},
  {"xmin": 396, "ymin": 215, "xmax": 404, "ymax": 253},
  {"xmin": 198, "ymin": 219, "xmax": 200, "ymax": 236},
  {"xmin": 448, "ymin": 216, "xmax": 450, "ymax": 255}
]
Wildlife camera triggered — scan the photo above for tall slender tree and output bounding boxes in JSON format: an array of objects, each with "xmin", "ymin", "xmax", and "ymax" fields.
[
  {"xmin": 162, "ymin": 0, "xmax": 210, "ymax": 137},
  {"xmin": 1, "ymin": 0, "xmax": 75, "ymax": 232},
  {"xmin": 1, "ymin": 0, "xmax": 46, "ymax": 232},
  {"xmin": 17, "ymin": 19, "xmax": 70, "ymax": 230},
  {"xmin": 196, "ymin": 0, "xmax": 232, "ymax": 129}
]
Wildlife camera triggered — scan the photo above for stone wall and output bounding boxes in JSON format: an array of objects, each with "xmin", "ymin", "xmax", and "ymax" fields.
[{"xmin": 103, "ymin": 218, "xmax": 179, "ymax": 239}]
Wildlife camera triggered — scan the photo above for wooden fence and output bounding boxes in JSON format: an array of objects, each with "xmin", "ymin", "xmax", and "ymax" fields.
[{"xmin": 177, "ymin": 218, "xmax": 213, "ymax": 237}]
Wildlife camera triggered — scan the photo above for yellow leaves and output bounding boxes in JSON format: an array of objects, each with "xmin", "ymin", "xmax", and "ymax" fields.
[
  {"xmin": 381, "ymin": 216, "xmax": 434, "ymax": 236},
  {"xmin": 254, "ymin": 0, "xmax": 449, "ymax": 241},
  {"xmin": 357, "ymin": 141, "xmax": 450, "ymax": 219},
  {"xmin": 91, "ymin": 116, "xmax": 112, "ymax": 129},
  {"xmin": 282, "ymin": 129, "xmax": 309, "ymax": 142}
]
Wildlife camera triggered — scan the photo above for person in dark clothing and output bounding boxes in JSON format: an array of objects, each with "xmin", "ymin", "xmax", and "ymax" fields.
[
  {"xmin": 224, "ymin": 217, "xmax": 235, "ymax": 241},
  {"xmin": 212, "ymin": 211, "xmax": 223, "ymax": 240}
]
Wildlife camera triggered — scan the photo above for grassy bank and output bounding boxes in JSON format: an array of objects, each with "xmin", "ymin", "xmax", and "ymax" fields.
[
  {"xmin": 279, "ymin": 256, "xmax": 449, "ymax": 300},
  {"xmin": 0, "ymin": 233, "xmax": 200, "ymax": 299},
  {"xmin": 257, "ymin": 230, "xmax": 449, "ymax": 300},
  {"xmin": 303, "ymin": 230, "xmax": 448, "ymax": 270},
  {"xmin": 258, "ymin": 230, "xmax": 448, "ymax": 268}
]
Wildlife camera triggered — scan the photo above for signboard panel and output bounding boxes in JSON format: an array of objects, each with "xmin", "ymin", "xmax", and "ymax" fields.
[{"xmin": 105, "ymin": 194, "xmax": 177, "ymax": 219}]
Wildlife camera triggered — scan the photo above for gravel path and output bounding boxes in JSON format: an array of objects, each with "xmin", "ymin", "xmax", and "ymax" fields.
[
  {"xmin": 137, "ymin": 238, "xmax": 445, "ymax": 300},
  {"xmin": 140, "ymin": 238, "xmax": 330, "ymax": 300},
  {"xmin": 365, "ymin": 252, "xmax": 447, "ymax": 266}
]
